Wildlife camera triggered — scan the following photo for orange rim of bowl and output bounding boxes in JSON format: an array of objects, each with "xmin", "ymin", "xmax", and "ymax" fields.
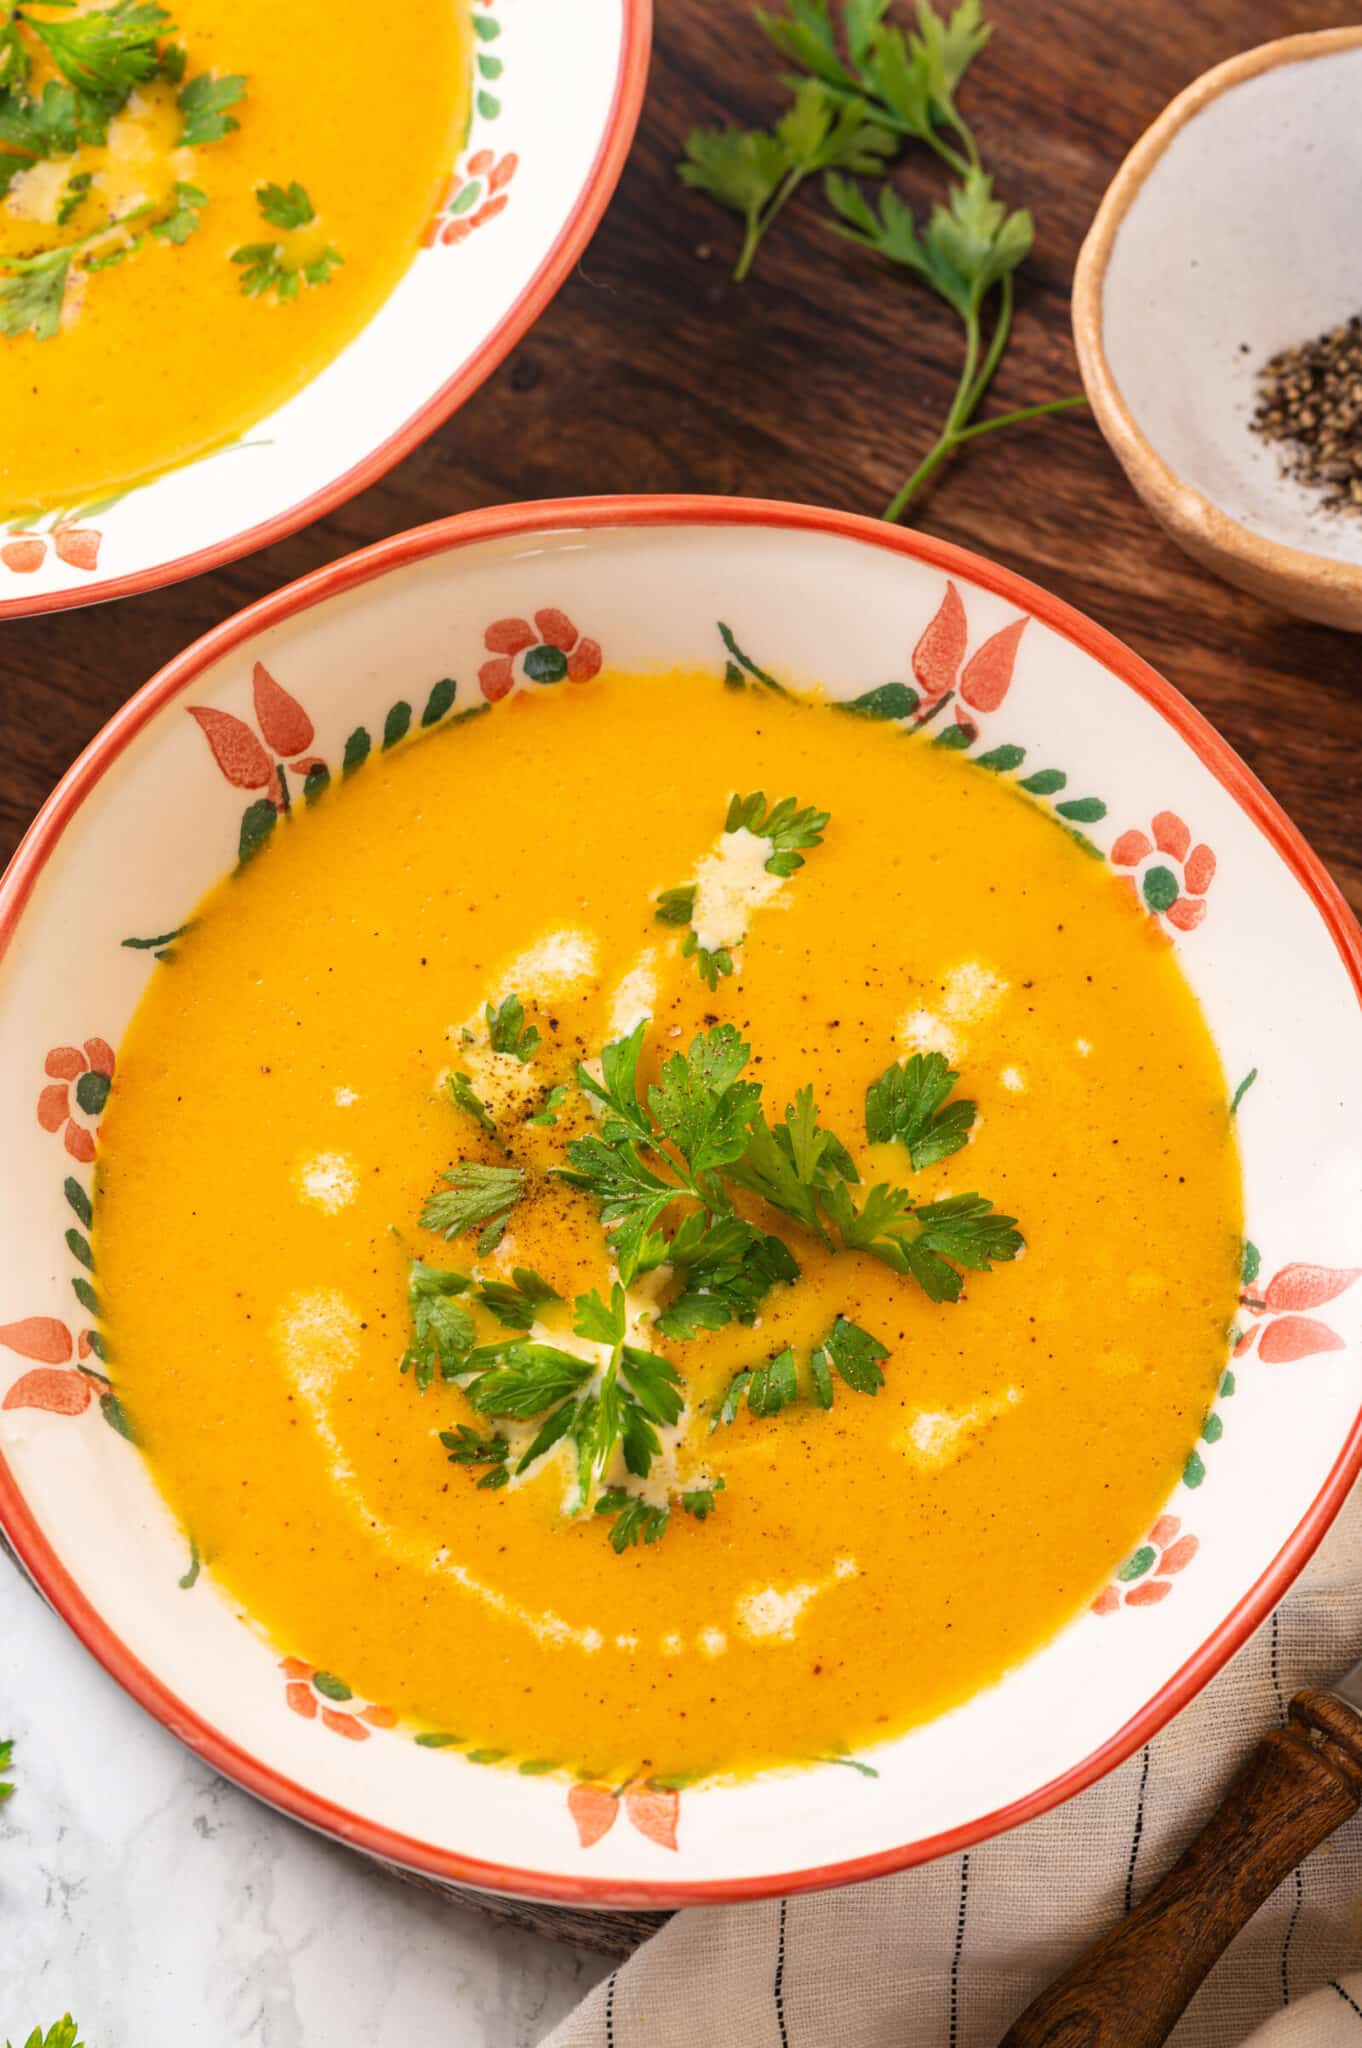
[
  {"xmin": 0, "ymin": 1, "xmax": 653, "ymax": 624},
  {"xmin": 3, "ymin": 494, "xmax": 1362, "ymax": 1906},
  {"xmin": 1072, "ymin": 26, "xmax": 1362, "ymax": 610}
]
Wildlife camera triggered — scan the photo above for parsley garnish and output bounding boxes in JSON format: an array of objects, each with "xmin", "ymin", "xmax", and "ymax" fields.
[
  {"xmin": 447, "ymin": 1069, "xmax": 497, "ymax": 1135},
  {"xmin": 724, "ymin": 789, "xmax": 830, "ymax": 875},
  {"xmin": 230, "ymin": 182, "xmax": 342, "ymax": 300},
  {"xmin": 655, "ymin": 789, "xmax": 829, "ymax": 987},
  {"xmin": 525, "ymin": 1082, "xmax": 568, "ymax": 1127},
  {"xmin": 594, "ymin": 1476, "xmax": 725, "ymax": 1552},
  {"xmin": 23, "ymin": 1, "xmax": 168, "ymax": 105},
  {"xmin": 255, "ymin": 177, "xmax": 314, "ymax": 229},
  {"xmin": 0, "ymin": 7, "xmax": 243, "ymax": 338},
  {"xmin": 475, "ymin": 1265, "xmax": 560, "ymax": 1330},
  {"xmin": 716, "ymin": 1317, "xmax": 889, "ymax": 1422},
  {"xmin": 55, "ymin": 168, "xmax": 90, "ymax": 223},
  {"xmin": 177, "ymin": 67, "xmax": 245, "ymax": 146},
  {"xmin": 0, "ymin": 255, "xmax": 67, "ymax": 339},
  {"xmin": 865, "ymin": 1050, "xmax": 975, "ymax": 1167},
  {"xmin": 485, "ymin": 992, "xmax": 540, "ymax": 1062},
  {"xmin": 562, "ymin": 1021, "xmax": 1018, "ymax": 1308},
  {"xmin": 439, "ymin": 1423, "xmax": 511, "ymax": 1489},
  {"xmin": 0, "ymin": 1735, "xmax": 13, "ymax": 1803},
  {"xmin": 675, "ymin": 0, "xmax": 1085, "ymax": 519},
  {"xmin": 420, "ymin": 1161, "xmax": 524, "ymax": 1250},
  {"xmin": 400, "ymin": 1258, "xmax": 474, "ymax": 1391},
  {"xmin": 149, "ymin": 177, "xmax": 205, "ymax": 244}
]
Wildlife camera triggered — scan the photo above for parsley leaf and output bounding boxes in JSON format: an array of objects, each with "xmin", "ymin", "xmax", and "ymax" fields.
[
  {"xmin": 679, "ymin": 75, "xmax": 894, "ymax": 281},
  {"xmin": 525, "ymin": 1082, "xmax": 568, "ymax": 1127},
  {"xmin": 177, "ymin": 68, "xmax": 245, "ymax": 146},
  {"xmin": 811, "ymin": 1315, "xmax": 889, "ymax": 1396},
  {"xmin": 55, "ymin": 168, "xmax": 90, "ymax": 224},
  {"xmin": 725, "ymin": 789, "xmax": 830, "ymax": 875},
  {"xmin": 653, "ymin": 883, "xmax": 696, "ymax": 927},
  {"xmin": 231, "ymin": 235, "xmax": 342, "ymax": 300},
  {"xmin": 401, "ymin": 1258, "xmax": 475, "ymax": 1391},
  {"xmin": 485, "ymin": 992, "xmax": 540, "ymax": 1062},
  {"xmin": 421, "ymin": 1161, "xmax": 524, "ymax": 1246},
  {"xmin": 0, "ymin": 255, "xmax": 66, "ymax": 339},
  {"xmin": 824, "ymin": 1179, "xmax": 1019, "ymax": 1300},
  {"xmin": 24, "ymin": 2, "xmax": 170, "ymax": 105},
  {"xmin": 648, "ymin": 1023, "xmax": 761, "ymax": 1176},
  {"xmin": 0, "ymin": 1735, "xmax": 13, "ymax": 1803},
  {"xmin": 681, "ymin": 1475, "xmax": 725, "ymax": 1520},
  {"xmin": 255, "ymin": 177, "xmax": 315, "ymax": 230},
  {"xmin": 656, "ymin": 1214, "xmax": 798, "ymax": 1339},
  {"xmin": 865, "ymin": 1050, "xmax": 976, "ymax": 1167},
  {"xmin": 0, "ymin": 80, "xmax": 79, "ymax": 194},
  {"xmin": 747, "ymin": 1346, "xmax": 800, "ymax": 1417},
  {"xmin": 726, "ymin": 1085, "xmax": 857, "ymax": 1244},
  {"xmin": 594, "ymin": 1488, "xmax": 669, "ymax": 1551},
  {"xmin": 476, "ymin": 1265, "xmax": 560, "ymax": 1330},
  {"xmin": 149, "ymin": 177, "xmax": 205, "ymax": 244},
  {"xmin": 465, "ymin": 1342, "xmax": 595, "ymax": 1418},
  {"xmin": 447, "ymin": 1069, "xmax": 496, "ymax": 1135},
  {"xmin": 439, "ymin": 1423, "xmax": 510, "ymax": 1488}
]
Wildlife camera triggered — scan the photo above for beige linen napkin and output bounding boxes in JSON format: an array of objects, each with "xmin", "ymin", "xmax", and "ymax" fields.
[{"xmin": 541, "ymin": 1486, "xmax": 1362, "ymax": 2047}]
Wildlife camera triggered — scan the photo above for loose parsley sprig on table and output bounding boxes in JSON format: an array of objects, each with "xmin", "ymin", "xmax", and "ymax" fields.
[
  {"xmin": 0, "ymin": 1734, "xmax": 14, "ymax": 1803},
  {"xmin": 676, "ymin": 0, "xmax": 1085, "ymax": 519}
]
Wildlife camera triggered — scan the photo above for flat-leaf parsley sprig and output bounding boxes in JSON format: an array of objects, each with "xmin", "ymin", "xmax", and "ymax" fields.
[
  {"xmin": 676, "ymin": 0, "xmax": 1086, "ymax": 519},
  {"xmin": 411, "ymin": 1012, "xmax": 1021, "ymax": 1551}
]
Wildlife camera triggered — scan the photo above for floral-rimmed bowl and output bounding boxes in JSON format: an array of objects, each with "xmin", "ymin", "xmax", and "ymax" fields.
[
  {"xmin": 3, "ymin": 495, "xmax": 1362, "ymax": 1908},
  {"xmin": 0, "ymin": 0, "xmax": 650, "ymax": 622}
]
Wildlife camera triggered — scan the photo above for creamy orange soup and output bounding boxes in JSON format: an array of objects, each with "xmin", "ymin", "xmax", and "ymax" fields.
[
  {"xmin": 95, "ymin": 671, "xmax": 1242, "ymax": 1780},
  {"xmin": 0, "ymin": 0, "xmax": 468, "ymax": 520}
]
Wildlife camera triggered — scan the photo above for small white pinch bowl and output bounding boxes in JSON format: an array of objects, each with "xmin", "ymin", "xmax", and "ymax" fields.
[
  {"xmin": 3, "ymin": 497, "xmax": 1362, "ymax": 1908},
  {"xmin": 1073, "ymin": 29, "xmax": 1362, "ymax": 630}
]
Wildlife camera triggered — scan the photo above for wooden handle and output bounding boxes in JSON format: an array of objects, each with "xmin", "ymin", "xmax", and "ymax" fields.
[{"xmin": 997, "ymin": 1689, "xmax": 1362, "ymax": 2048}]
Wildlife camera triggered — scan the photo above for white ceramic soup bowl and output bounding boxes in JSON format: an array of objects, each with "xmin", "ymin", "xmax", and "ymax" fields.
[
  {"xmin": 0, "ymin": 1, "xmax": 650, "ymax": 622},
  {"xmin": 3, "ymin": 496, "xmax": 1362, "ymax": 1908}
]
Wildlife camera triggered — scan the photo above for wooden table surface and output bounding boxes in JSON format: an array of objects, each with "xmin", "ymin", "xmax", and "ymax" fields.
[{"xmin": 4, "ymin": 0, "xmax": 1361, "ymax": 1961}]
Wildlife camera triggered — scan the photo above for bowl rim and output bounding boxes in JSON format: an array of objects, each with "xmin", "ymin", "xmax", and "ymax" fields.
[
  {"xmin": 1071, "ymin": 25, "xmax": 1362, "ymax": 610},
  {"xmin": 4, "ymin": 492, "xmax": 1362, "ymax": 1907},
  {"xmin": 0, "ymin": 0, "xmax": 653, "ymax": 627}
]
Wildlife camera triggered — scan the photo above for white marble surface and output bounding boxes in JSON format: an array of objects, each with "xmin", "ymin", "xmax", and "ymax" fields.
[{"xmin": 0, "ymin": 1560, "xmax": 609, "ymax": 2046}]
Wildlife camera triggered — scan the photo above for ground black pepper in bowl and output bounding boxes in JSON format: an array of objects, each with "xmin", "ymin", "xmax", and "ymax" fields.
[{"xmin": 1252, "ymin": 315, "xmax": 1362, "ymax": 513}]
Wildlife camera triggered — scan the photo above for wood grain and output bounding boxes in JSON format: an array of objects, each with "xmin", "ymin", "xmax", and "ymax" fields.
[
  {"xmin": 998, "ymin": 1690, "xmax": 1362, "ymax": 2047},
  {"xmin": 3, "ymin": 0, "xmax": 1360, "ymax": 1960}
]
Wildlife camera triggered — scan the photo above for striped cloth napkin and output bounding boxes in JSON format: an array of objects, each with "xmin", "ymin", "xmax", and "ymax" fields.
[{"xmin": 541, "ymin": 1485, "xmax": 1362, "ymax": 2048}]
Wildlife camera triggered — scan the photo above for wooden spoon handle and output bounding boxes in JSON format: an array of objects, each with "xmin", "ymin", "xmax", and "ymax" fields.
[{"xmin": 997, "ymin": 1689, "xmax": 1362, "ymax": 2048}]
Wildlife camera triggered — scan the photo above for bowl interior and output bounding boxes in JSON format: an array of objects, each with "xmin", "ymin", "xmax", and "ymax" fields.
[
  {"xmin": 3, "ymin": 503, "xmax": 1362, "ymax": 1903},
  {"xmin": 1101, "ymin": 44, "xmax": 1362, "ymax": 566},
  {"xmin": 0, "ymin": 0, "xmax": 641, "ymax": 617}
]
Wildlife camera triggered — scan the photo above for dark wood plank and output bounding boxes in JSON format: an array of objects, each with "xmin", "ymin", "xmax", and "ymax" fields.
[{"xmin": 3, "ymin": 0, "xmax": 1359, "ymax": 1957}]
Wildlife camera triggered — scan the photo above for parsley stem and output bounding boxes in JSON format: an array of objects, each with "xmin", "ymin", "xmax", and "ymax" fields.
[
  {"xmin": 0, "ymin": 202, "xmax": 156, "ymax": 275},
  {"xmin": 953, "ymin": 394, "xmax": 1090, "ymax": 442},
  {"xmin": 734, "ymin": 164, "xmax": 804, "ymax": 282}
]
